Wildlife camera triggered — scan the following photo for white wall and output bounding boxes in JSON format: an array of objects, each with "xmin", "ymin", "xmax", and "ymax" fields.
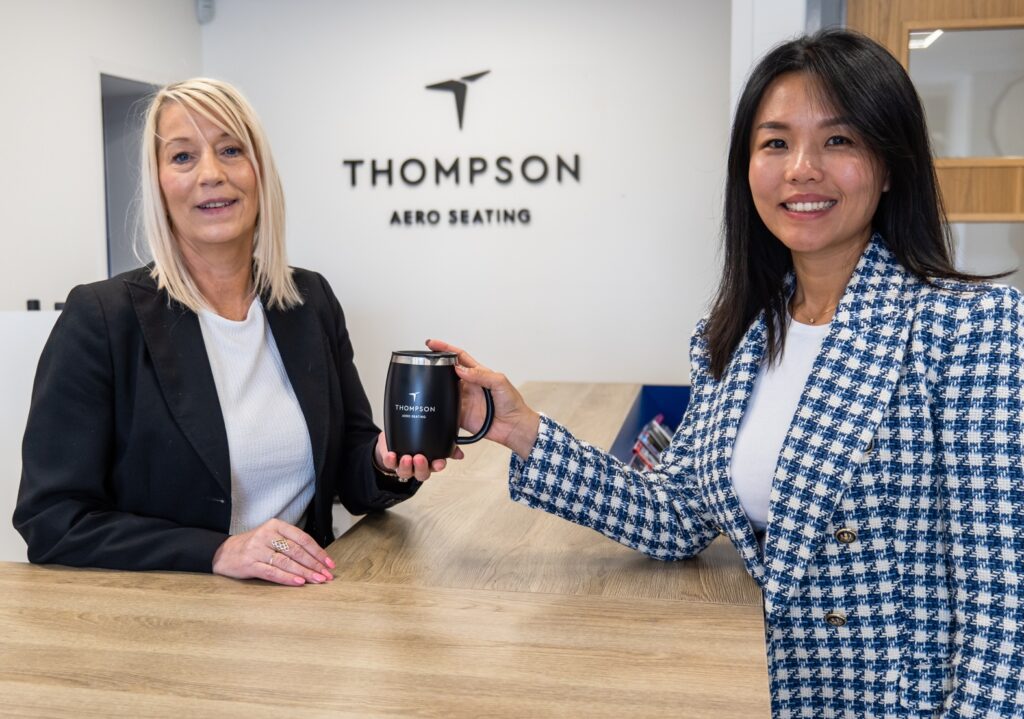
[
  {"xmin": 0, "ymin": 0, "xmax": 202, "ymax": 311},
  {"xmin": 730, "ymin": 0, "xmax": 807, "ymax": 117},
  {"xmin": 203, "ymin": 0, "xmax": 732, "ymax": 419}
]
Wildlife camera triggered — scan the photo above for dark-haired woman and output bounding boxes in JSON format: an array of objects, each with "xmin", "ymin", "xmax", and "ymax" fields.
[{"xmin": 429, "ymin": 30, "xmax": 1024, "ymax": 716}]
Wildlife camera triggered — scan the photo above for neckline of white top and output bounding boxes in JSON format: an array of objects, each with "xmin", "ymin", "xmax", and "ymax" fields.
[
  {"xmin": 787, "ymin": 312, "xmax": 832, "ymax": 336},
  {"xmin": 199, "ymin": 297, "xmax": 261, "ymax": 326}
]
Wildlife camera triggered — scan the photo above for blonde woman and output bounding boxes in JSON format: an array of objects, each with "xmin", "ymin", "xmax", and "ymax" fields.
[{"xmin": 14, "ymin": 79, "xmax": 446, "ymax": 585}]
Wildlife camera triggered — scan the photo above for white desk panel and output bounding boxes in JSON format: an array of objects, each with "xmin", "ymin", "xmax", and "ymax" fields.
[{"xmin": 0, "ymin": 311, "xmax": 59, "ymax": 562}]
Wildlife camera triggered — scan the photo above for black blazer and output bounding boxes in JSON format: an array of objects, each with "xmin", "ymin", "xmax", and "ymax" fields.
[{"xmin": 13, "ymin": 267, "xmax": 417, "ymax": 572}]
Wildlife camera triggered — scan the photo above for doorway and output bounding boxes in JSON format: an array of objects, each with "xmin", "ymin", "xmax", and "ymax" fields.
[{"xmin": 101, "ymin": 74, "xmax": 159, "ymax": 277}]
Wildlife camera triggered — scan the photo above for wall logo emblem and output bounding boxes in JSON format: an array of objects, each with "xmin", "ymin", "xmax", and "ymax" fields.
[
  {"xmin": 426, "ymin": 70, "xmax": 490, "ymax": 130},
  {"xmin": 409, "ymin": 391, "xmax": 421, "ymax": 403},
  {"xmin": 342, "ymin": 66, "xmax": 580, "ymax": 228}
]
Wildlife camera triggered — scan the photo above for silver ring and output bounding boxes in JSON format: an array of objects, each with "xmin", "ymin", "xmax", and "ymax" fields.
[
  {"xmin": 271, "ymin": 538, "xmax": 291, "ymax": 553},
  {"xmin": 268, "ymin": 553, "xmax": 275, "ymax": 568}
]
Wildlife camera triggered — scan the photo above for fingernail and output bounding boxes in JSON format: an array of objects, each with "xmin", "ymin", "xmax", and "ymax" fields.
[
  {"xmin": 325, "ymin": 558, "xmax": 336, "ymax": 569},
  {"xmin": 294, "ymin": 576, "xmax": 305, "ymax": 585},
  {"xmin": 313, "ymin": 573, "xmax": 327, "ymax": 583}
]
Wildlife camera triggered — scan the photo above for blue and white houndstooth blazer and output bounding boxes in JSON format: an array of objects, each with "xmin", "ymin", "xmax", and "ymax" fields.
[{"xmin": 508, "ymin": 235, "xmax": 1024, "ymax": 718}]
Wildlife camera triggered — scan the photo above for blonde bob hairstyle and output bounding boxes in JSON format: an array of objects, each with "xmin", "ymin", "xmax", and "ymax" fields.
[{"xmin": 139, "ymin": 77, "xmax": 302, "ymax": 312}]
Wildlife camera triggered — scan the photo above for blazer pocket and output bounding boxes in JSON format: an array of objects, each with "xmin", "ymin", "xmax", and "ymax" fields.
[{"xmin": 899, "ymin": 658, "xmax": 952, "ymax": 715}]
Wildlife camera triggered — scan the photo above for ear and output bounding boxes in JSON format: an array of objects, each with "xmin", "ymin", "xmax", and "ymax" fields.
[{"xmin": 882, "ymin": 169, "xmax": 891, "ymax": 193}]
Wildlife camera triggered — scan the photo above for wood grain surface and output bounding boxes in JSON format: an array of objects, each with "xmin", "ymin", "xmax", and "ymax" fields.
[
  {"xmin": 331, "ymin": 476, "xmax": 762, "ymax": 606},
  {"xmin": 0, "ymin": 382, "xmax": 770, "ymax": 717}
]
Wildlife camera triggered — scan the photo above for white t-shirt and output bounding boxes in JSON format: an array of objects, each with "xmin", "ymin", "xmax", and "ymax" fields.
[
  {"xmin": 729, "ymin": 317, "xmax": 830, "ymax": 532},
  {"xmin": 197, "ymin": 298, "xmax": 315, "ymax": 535}
]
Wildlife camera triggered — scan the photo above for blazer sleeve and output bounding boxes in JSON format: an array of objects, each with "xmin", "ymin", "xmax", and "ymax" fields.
[
  {"xmin": 507, "ymin": 322, "xmax": 720, "ymax": 560},
  {"xmin": 934, "ymin": 286, "xmax": 1024, "ymax": 716},
  {"xmin": 314, "ymin": 273, "xmax": 419, "ymax": 515},
  {"xmin": 13, "ymin": 284, "xmax": 226, "ymax": 571}
]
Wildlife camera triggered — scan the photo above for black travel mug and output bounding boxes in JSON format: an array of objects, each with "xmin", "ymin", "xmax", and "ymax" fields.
[{"xmin": 384, "ymin": 351, "xmax": 494, "ymax": 461}]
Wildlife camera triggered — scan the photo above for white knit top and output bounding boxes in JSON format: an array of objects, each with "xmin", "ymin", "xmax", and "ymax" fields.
[
  {"xmin": 730, "ymin": 317, "xmax": 830, "ymax": 532},
  {"xmin": 197, "ymin": 298, "xmax": 315, "ymax": 535}
]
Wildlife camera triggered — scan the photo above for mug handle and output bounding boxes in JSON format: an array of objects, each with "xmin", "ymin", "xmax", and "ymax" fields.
[{"xmin": 456, "ymin": 388, "xmax": 494, "ymax": 444}]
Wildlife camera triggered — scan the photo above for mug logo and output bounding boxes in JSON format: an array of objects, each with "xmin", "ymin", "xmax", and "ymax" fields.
[
  {"xmin": 409, "ymin": 391, "xmax": 421, "ymax": 403},
  {"xmin": 426, "ymin": 70, "xmax": 490, "ymax": 130}
]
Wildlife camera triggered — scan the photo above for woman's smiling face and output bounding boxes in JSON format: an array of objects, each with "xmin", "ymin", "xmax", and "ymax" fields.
[
  {"xmin": 157, "ymin": 102, "xmax": 259, "ymax": 256},
  {"xmin": 748, "ymin": 72, "xmax": 889, "ymax": 261}
]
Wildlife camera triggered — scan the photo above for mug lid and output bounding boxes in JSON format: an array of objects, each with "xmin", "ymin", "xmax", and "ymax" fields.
[{"xmin": 390, "ymin": 351, "xmax": 458, "ymax": 366}]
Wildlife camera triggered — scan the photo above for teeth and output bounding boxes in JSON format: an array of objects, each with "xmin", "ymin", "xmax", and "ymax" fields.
[
  {"xmin": 199, "ymin": 201, "xmax": 232, "ymax": 209},
  {"xmin": 785, "ymin": 200, "xmax": 836, "ymax": 212}
]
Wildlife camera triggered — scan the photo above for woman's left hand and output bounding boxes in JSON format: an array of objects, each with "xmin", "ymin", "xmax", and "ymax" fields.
[
  {"xmin": 373, "ymin": 431, "xmax": 463, "ymax": 482},
  {"xmin": 212, "ymin": 518, "xmax": 334, "ymax": 586}
]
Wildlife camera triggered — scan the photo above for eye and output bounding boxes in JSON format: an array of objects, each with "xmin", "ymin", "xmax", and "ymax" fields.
[
  {"xmin": 762, "ymin": 138, "xmax": 786, "ymax": 150},
  {"xmin": 170, "ymin": 152, "xmax": 192, "ymax": 164},
  {"xmin": 221, "ymin": 145, "xmax": 244, "ymax": 158},
  {"xmin": 826, "ymin": 135, "xmax": 852, "ymax": 147}
]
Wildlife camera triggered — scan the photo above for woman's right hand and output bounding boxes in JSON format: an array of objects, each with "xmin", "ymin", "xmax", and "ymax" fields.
[
  {"xmin": 212, "ymin": 518, "xmax": 335, "ymax": 586},
  {"xmin": 425, "ymin": 339, "xmax": 541, "ymax": 458}
]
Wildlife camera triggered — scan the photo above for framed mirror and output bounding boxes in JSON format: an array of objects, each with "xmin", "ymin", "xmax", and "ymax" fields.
[
  {"xmin": 847, "ymin": 2, "xmax": 1024, "ymax": 222},
  {"xmin": 908, "ymin": 26, "xmax": 1024, "ymax": 157}
]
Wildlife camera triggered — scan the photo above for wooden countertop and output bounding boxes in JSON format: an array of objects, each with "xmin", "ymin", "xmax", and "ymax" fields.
[{"xmin": 0, "ymin": 382, "xmax": 769, "ymax": 717}]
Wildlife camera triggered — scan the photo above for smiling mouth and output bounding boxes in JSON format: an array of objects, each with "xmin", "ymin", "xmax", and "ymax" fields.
[
  {"xmin": 197, "ymin": 200, "xmax": 236, "ymax": 210},
  {"xmin": 784, "ymin": 200, "xmax": 837, "ymax": 212}
]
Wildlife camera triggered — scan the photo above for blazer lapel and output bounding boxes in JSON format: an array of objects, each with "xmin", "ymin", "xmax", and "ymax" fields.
[
  {"xmin": 126, "ymin": 278, "xmax": 231, "ymax": 495},
  {"xmin": 696, "ymin": 316, "xmax": 771, "ymax": 586},
  {"xmin": 264, "ymin": 300, "xmax": 330, "ymax": 482},
  {"xmin": 760, "ymin": 236, "xmax": 915, "ymax": 615}
]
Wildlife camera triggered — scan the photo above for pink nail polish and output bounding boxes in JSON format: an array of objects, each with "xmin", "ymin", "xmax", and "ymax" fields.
[
  {"xmin": 325, "ymin": 558, "xmax": 336, "ymax": 569},
  {"xmin": 294, "ymin": 576, "xmax": 305, "ymax": 585}
]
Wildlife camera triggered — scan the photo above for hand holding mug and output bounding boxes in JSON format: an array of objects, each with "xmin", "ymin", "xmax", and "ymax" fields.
[
  {"xmin": 384, "ymin": 350, "xmax": 494, "ymax": 467},
  {"xmin": 424, "ymin": 339, "xmax": 541, "ymax": 458},
  {"xmin": 373, "ymin": 431, "xmax": 461, "ymax": 483}
]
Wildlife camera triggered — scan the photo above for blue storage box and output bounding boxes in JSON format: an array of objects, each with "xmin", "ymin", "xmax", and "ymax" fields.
[{"xmin": 609, "ymin": 385, "xmax": 690, "ymax": 463}]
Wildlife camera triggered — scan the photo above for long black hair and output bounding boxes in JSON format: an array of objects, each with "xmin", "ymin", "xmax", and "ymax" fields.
[{"xmin": 705, "ymin": 29, "xmax": 993, "ymax": 380}]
